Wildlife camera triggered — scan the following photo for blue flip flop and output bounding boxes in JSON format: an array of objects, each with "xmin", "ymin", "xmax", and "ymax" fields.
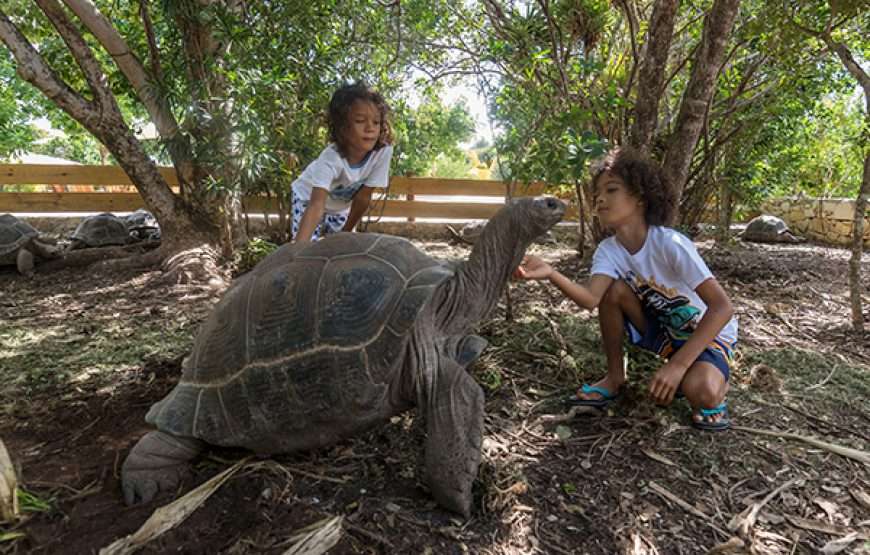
[
  {"xmin": 692, "ymin": 402, "xmax": 731, "ymax": 431},
  {"xmin": 564, "ymin": 384, "xmax": 620, "ymax": 409}
]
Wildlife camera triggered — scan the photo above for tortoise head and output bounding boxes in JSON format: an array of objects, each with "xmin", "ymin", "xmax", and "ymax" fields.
[{"xmin": 500, "ymin": 196, "xmax": 566, "ymax": 241}]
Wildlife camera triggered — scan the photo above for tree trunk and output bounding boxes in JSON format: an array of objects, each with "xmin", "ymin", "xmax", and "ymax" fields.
[
  {"xmin": 717, "ymin": 174, "xmax": 732, "ymax": 243},
  {"xmin": 661, "ymin": 0, "xmax": 741, "ymax": 212},
  {"xmin": 823, "ymin": 36, "xmax": 869, "ymax": 335},
  {"xmin": 0, "ymin": 3, "xmax": 232, "ymax": 283},
  {"xmin": 628, "ymin": 0, "xmax": 678, "ymax": 154},
  {"xmin": 850, "ymin": 154, "xmax": 869, "ymax": 333}
]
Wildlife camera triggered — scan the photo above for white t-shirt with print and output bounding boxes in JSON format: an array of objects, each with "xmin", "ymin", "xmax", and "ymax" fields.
[
  {"xmin": 591, "ymin": 225, "xmax": 738, "ymax": 345},
  {"xmin": 291, "ymin": 144, "xmax": 393, "ymax": 214}
]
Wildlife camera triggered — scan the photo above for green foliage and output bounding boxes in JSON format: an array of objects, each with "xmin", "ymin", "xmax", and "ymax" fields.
[
  {"xmin": 392, "ymin": 93, "xmax": 476, "ymax": 177},
  {"xmin": 236, "ymin": 237, "xmax": 279, "ymax": 274},
  {"xmin": 0, "ymin": 53, "xmax": 40, "ymax": 157},
  {"xmin": 18, "ymin": 488, "xmax": 52, "ymax": 513},
  {"xmin": 430, "ymin": 153, "xmax": 474, "ymax": 179}
]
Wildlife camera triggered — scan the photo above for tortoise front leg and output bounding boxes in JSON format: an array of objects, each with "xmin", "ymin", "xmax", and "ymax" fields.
[
  {"xmin": 422, "ymin": 360, "xmax": 484, "ymax": 518},
  {"xmin": 121, "ymin": 431, "xmax": 204, "ymax": 505},
  {"xmin": 16, "ymin": 248, "xmax": 34, "ymax": 276}
]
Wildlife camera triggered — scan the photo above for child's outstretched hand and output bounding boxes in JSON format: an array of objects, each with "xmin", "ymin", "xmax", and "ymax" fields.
[{"xmin": 513, "ymin": 255, "xmax": 553, "ymax": 280}]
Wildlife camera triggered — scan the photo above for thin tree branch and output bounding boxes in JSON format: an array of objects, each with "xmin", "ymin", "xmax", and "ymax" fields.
[
  {"xmin": 0, "ymin": 9, "xmax": 95, "ymax": 121},
  {"xmin": 62, "ymin": 0, "xmax": 180, "ymax": 140},
  {"xmin": 138, "ymin": 0, "xmax": 163, "ymax": 82},
  {"xmin": 36, "ymin": 0, "xmax": 115, "ymax": 112}
]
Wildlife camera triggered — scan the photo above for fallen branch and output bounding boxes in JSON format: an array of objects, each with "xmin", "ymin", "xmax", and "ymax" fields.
[
  {"xmin": 731, "ymin": 425, "xmax": 870, "ymax": 465},
  {"xmin": 727, "ymin": 477, "xmax": 802, "ymax": 537},
  {"xmin": 537, "ymin": 405, "xmax": 601, "ymax": 424},
  {"xmin": 344, "ymin": 521, "xmax": 395, "ymax": 550},
  {"xmin": 648, "ymin": 480, "xmax": 729, "ymax": 537},
  {"xmin": 785, "ymin": 515, "xmax": 870, "ymax": 540},
  {"xmin": 704, "ymin": 536, "xmax": 746, "ymax": 554}
]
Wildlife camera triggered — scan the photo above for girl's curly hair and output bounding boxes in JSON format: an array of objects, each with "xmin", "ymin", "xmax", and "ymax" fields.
[
  {"xmin": 327, "ymin": 82, "xmax": 393, "ymax": 159},
  {"xmin": 590, "ymin": 147, "xmax": 676, "ymax": 226}
]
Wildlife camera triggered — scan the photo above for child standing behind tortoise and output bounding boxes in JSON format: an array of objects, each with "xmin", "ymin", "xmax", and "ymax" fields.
[
  {"xmin": 515, "ymin": 147, "xmax": 738, "ymax": 430},
  {"xmin": 291, "ymin": 83, "xmax": 394, "ymax": 242}
]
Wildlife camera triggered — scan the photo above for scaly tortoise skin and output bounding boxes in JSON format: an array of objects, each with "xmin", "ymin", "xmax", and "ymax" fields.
[{"xmin": 122, "ymin": 196, "xmax": 566, "ymax": 517}]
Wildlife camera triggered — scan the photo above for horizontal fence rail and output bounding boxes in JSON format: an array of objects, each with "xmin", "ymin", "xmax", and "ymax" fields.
[{"xmin": 0, "ymin": 164, "xmax": 576, "ymax": 221}]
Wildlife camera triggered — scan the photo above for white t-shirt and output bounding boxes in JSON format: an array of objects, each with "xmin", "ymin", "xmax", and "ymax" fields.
[
  {"xmin": 591, "ymin": 226, "xmax": 738, "ymax": 345},
  {"xmin": 291, "ymin": 144, "xmax": 393, "ymax": 214}
]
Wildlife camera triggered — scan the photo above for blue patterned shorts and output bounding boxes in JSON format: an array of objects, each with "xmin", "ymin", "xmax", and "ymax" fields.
[
  {"xmin": 625, "ymin": 315, "xmax": 736, "ymax": 382},
  {"xmin": 291, "ymin": 195, "xmax": 349, "ymax": 241}
]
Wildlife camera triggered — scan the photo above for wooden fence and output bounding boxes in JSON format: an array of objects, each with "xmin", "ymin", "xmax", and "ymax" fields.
[{"xmin": 0, "ymin": 164, "xmax": 565, "ymax": 221}]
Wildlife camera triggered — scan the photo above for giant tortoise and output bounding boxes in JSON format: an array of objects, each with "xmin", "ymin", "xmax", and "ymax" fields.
[
  {"xmin": 741, "ymin": 215, "xmax": 802, "ymax": 243},
  {"xmin": 0, "ymin": 214, "xmax": 59, "ymax": 275},
  {"xmin": 69, "ymin": 213, "xmax": 131, "ymax": 249},
  {"xmin": 122, "ymin": 196, "xmax": 566, "ymax": 517}
]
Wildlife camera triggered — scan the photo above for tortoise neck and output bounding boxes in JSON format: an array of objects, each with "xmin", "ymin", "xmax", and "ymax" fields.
[{"xmin": 435, "ymin": 209, "xmax": 529, "ymax": 334}]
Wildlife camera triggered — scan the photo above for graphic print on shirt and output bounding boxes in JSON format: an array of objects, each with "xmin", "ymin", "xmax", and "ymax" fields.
[
  {"xmin": 622, "ymin": 270, "xmax": 701, "ymax": 340},
  {"xmin": 329, "ymin": 180, "xmax": 366, "ymax": 203}
]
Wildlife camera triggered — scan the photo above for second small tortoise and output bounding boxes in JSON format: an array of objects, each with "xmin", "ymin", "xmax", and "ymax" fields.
[
  {"xmin": 124, "ymin": 209, "xmax": 161, "ymax": 242},
  {"xmin": 70, "ymin": 213, "xmax": 131, "ymax": 249},
  {"xmin": 741, "ymin": 215, "xmax": 802, "ymax": 243},
  {"xmin": 122, "ymin": 196, "xmax": 565, "ymax": 517}
]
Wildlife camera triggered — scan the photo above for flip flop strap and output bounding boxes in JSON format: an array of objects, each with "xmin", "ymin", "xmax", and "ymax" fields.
[
  {"xmin": 699, "ymin": 402, "xmax": 727, "ymax": 417},
  {"xmin": 581, "ymin": 384, "xmax": 615, "ymax": 399}
]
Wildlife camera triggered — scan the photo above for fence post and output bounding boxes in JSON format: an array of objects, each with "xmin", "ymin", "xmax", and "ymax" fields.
[{"xmin": 406, "ymin": 178, "xmax": 415, "ymax": 222}]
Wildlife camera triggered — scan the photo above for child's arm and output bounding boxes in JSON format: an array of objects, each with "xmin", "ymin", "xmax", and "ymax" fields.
[
  {"xmin": 515, "ymin": 255, "xmax": 613, "ymax": 310},
  {"xmin": 649, "ymin": 278, "xmax": 734, "ymax": 404},
  {"xmin": 295, "ymin": 188, "xmax": 328, "ymax": 242},
  {"xmin": 341, "ymin": 186, "xmax": 375, "ymax": 232}
]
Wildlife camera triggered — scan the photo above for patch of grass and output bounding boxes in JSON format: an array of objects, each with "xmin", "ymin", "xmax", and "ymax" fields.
[
  {"xmin": 741, "ymin": 347, "xmax": 869, "ymax": 401},
  {"xmin": 0, "ymin": 314, "xmax": 194, "ymax": 404},
  {"xmin": 18, "ymin": 488, "xmax": 52, "ymax": 514},
  {"xmin": 477, "ymin": 367, "xmax": 503, "ymax": 392}
]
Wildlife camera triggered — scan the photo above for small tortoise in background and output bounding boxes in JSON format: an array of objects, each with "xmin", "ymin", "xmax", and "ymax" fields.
[
  {"xmin": 740, "ymin": 215, "xmax": 802, "ymax": 243},
  {"xmin": 122, "ymin": 196, "xmax": 566, "ymax": 517},
  {"xmin": 124, "ymin": 209, "xmax": 161, "ymax": 242},
  {"xmin": 69, "ymin": 213, "xmax": 131, "ymax": 249},
  {"xmin": 0, "ymin": 214, "xmax": 59, "ymax": 275}
]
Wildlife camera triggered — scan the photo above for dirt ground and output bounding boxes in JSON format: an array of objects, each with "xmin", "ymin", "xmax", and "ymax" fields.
[{"xmin": 1, "ymin": 231, "xmax": 869, "ymax": 554}]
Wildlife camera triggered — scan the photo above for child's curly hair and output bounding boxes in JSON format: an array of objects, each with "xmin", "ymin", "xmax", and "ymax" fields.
[
  {"xmin": 328, "ymin": 82, "xmax": 393, "ymax": 159},
  {"xmin": 590, "ymin": 147, "xmax": 676, "ymax": 226}
]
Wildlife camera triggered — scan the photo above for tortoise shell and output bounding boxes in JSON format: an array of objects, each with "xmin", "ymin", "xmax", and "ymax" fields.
[
  {"xmin": 146, "ymin": 233, "xmax": 454, "ymax": 452},
  {"xmin": 70, "ymin": 213, "xmax": 130, "ymax": 247},
  {"xmin": 0, "ymin": 214, "xmax": 38, "ymax": 262},
  {"xmin": 124, "ymin": 209, "xmax": 161, "ymax": 241},
  {"xmin": 742, "ymin": 215, "xmax": 792, "ymax": 242}
]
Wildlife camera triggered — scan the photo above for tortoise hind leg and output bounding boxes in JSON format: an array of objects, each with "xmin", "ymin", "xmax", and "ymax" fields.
[
  {"xmin": 422, "ymin": 360, "xmax": 484, "ymax": 518},
  {"xmin": 121, "ymin": 431, "xmax": 204, "ymax": 505}
]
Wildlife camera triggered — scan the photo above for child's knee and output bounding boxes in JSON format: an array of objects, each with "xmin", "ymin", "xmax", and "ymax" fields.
[
  {"xmin": 684, "ymin": 368, "xmax": 726, "ymax": 407},
  {"xmin": 601, "ymin": 279, "xmax": 631, "ymax": 307}
]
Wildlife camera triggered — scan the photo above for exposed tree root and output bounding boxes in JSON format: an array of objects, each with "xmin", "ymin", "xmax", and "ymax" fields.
[
  {"xmin": 159, "ymin": 243, "xmax": 228, "ymax": 289},
  {"xmin": 35, "ymin": 242, "xmax": 161, "ymax": 273},
  {"xmin": 34, "ymin": 240, "xmax": 228, "ymax": 290}
]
